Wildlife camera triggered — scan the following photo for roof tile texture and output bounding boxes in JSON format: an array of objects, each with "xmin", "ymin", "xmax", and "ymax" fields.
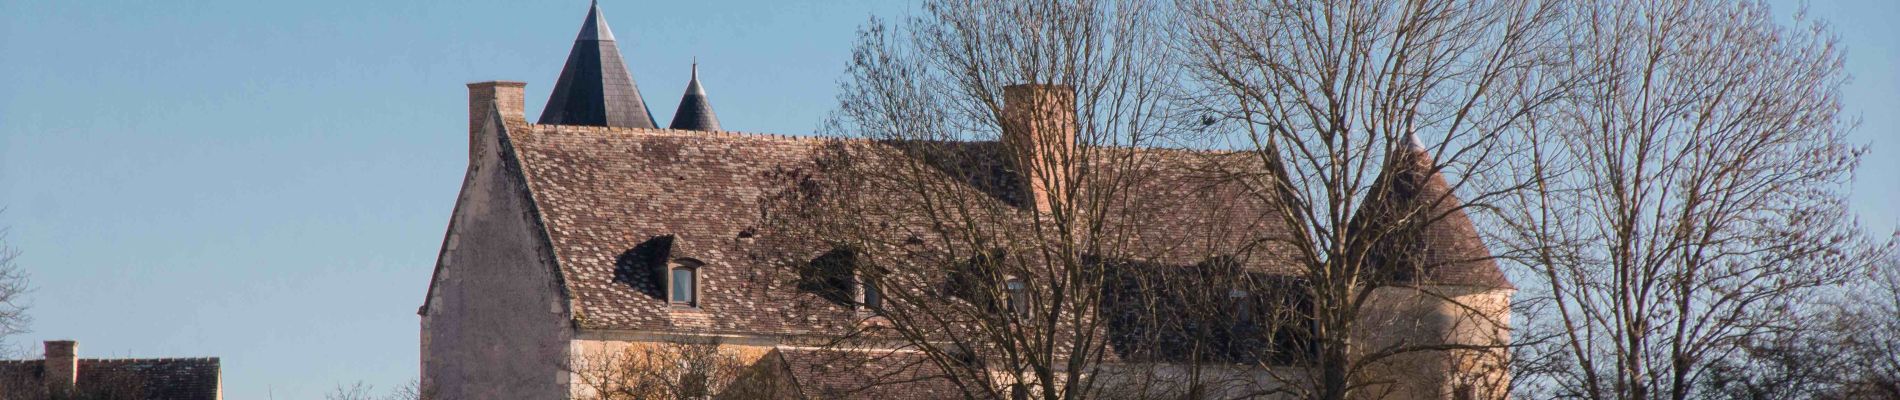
[
  {"xmin": 0, "ymin": 357, "xmax": 220, "ymax": 400},
  {"xmin": 499, "ymin": 122, "xmax": 1511, "ymax": 333}
]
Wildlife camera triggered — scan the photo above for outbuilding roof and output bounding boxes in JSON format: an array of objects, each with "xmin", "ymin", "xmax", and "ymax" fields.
[{"xmin": 0, "ymin": 357, "xmax": 221, "ymax": 400}]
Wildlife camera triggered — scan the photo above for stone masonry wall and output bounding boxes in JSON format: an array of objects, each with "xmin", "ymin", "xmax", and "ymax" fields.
[
  {"xmin": 1354, "ymin": 285, "xmax": 1514, "ymax": 400},
  {"xmin": 420, "ymin": 102, "xmax": 573, "ymax": 399}
]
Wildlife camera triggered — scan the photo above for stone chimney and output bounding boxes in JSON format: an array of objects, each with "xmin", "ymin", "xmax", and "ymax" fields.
[
  {"xmin": 44, "ymin": 340, "xmax": 76, "ymax": 394},
  {"xmin": 467, "ymin": 81, "xmax": 527, "ymax": 161},
  {"xmin": 1001, "ymin": 84, "xmax": 1077, "ymax": 213}
]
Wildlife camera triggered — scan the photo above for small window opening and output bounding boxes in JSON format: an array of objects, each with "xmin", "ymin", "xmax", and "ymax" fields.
[
  {"xmin": 671, "ymin": 268, "xmax": 695, "ymax": 303},
  {"xmin": 801, "ymin": 248, "xmax": 860, "ymax": 306},
  {"xmin": 1005, "ymin": 278, "xmax": 1028, "ymax": 316},
  {"xmin": 1229, "ymin": 289, "xmax": 1251, "ymax": 320},
  {"xmin": 862, "ymin": 276, "xmax": 883, "ymax": 310},
  {"xmin": 668, "ymin": 261, "xmax": 700, "ymax": 307}
]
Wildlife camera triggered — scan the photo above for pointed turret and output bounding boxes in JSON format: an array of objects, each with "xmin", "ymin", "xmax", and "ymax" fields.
[
  {"xmin": 1352, "ymin": 134, "xmax": 1512, "ymax": 289},
  {"xmin": 538, "ymin": 1, "xmax": 658, "ymax": 128},
  {"xmin": 668, "ymin": 61, "xmax": 722, "ymax": 131}
]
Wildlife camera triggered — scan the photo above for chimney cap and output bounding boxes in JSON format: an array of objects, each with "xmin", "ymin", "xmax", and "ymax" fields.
[
  {"xmin": 1003, "ymin": 83, "xmax": 1071, "ymax": 90},
  {"xmin": 468, "ymin": 80, "xmax": 527, "ymax": 88},
  {"xmin": 44, "ymin": 340, "xmax": 76, "ymax": 355}
]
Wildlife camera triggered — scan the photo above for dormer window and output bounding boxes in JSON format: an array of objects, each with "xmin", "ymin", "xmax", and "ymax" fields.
[
  {"xmin": 1230, "ymin": 289, "xmax": 1252, "ymax": 323},
  {"xmin": 801, "ymin": 247, "xmax": 885, "ymax": 312},
  {"xmin": 1005, "ymin": 278, "xmax": 1028, "ymax": 316},
  {"xmin": 667, "ymin": 259, "xmax": 703, "ymax": 307},
  {"xmin": 671, "ymin": 268, "xmax": 695, "ymax": 303},
  {"xmin": 861, "ymin": 275, "xmax": 883, "ymax": 310}
]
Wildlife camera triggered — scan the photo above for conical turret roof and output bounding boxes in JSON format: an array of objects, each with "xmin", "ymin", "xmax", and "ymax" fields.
[
  {"xmin": 1354, "ymin": 135, "xmax": 1512, "ymax": 289},
  {"xmin": 538, "ymin": 1, "xmax": 658, "ymax": 128},
  {"xmin": 668, "ymin": 62, "xmax": 722, "ymax": 131}
]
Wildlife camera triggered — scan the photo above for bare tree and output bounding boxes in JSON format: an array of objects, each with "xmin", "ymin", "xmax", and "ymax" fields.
[
  {"xmin": 758, "ymin": 1, "xmax": 1886, "ymax": 399},
  {"xmin": 1170, "ymin": 0, "xmax": 1571, "ymax": 398},
  {"xmin": 755, "ymin": 0, "xmax": 1206, "ymax": 399},
  {"xmin": 1492, "ymin": 1, "xmax": 1891, "ymax": 399},
  {"xmin": 1828, "ymin": 253, "xmax": 1900, "ymax": 398},
  {"xmin": 1691, "ymin": 251, "xmax": 1900, "ymax": 400},
  {"xmin": 325, "ymin": 382, "xmax": 378, "ymax": 400},
  {"xmin": 0, "ymin": 217, "xmax": 33, "ymax": 357},
  {"xmin": 324, "ymin": 380, "xmax": 431, "ymax": 400},
  {"xmin": 387, "ymin": 378, "xmax": 432, "ymax": 400},
  {"xmin": 565, "ymin": 339, "xmax": 748, "ymax": 400}
]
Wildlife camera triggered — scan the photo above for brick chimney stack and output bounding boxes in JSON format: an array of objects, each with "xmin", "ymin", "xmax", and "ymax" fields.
[
  {"xmin": 1001, "ymin": 84, "xmax": 1077, "ymax": 213},
  {"xmin": 468, "ymin": 81, "xmax": 528, "ymax": 161},
  {"xmin": 44, "ymin": 340, "xmax": 77, "ymax": 394}
]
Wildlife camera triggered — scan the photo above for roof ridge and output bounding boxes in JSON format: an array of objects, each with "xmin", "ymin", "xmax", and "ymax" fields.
[
  {"xmin": 520, "ymin": 123, "xmax": 1307, "ymax": 161},
  {"xmin": 527, "ymin": 124, "xmax": 867, "ymax": 144},
  {"xmin": 521, "ymin": 124, "xmax": 1272, "ymax": 156},
  {"xmin": 79, "ymin": 356, "xmax": 220, "ymax": 362}
]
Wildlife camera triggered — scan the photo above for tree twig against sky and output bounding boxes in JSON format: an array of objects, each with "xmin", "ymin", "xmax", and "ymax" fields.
[
  {"xmin": 0, "ymin": 215, "xmax": 30, "ymax": 358},
  {"xmin": 758, "ymin": 0, "xmax": 1194, "ymax": 399},
  {"xmin": 1173, "ymin": 1, "xmax": 1569, "ymax": 398},
  {"xmin": 1492, "ymin": 1, "xmax": 1893, "ymax": 399},
  {"xmin": 565, "ymin": 340, "xmax": 746, "ymax": 400}
]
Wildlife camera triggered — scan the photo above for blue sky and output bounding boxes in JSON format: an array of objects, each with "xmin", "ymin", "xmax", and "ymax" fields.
[{"xmin": 0, "ymin": 1, "xmax": 1892, "ymax": 398}]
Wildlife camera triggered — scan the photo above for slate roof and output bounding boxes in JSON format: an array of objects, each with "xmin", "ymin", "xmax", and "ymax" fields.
[
  {"xmin": 539, "ymin": 1, "xmax": 659, "ymax": 128},
  {"xmin": 668, "ymin": 63, "xmax": 721, "ymax": 131},
  {"xmin": 0, "ymin": 358, "xmax": 221, "ymax": 400},
  {"xmin": 493, "ymin": 121, "xmax": 1511, "ymax": 334}
]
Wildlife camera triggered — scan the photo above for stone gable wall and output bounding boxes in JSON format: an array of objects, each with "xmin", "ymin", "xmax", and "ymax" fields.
[{"xmin": 420, "ymin": 110, "xmax": 574, "ymax": 399}]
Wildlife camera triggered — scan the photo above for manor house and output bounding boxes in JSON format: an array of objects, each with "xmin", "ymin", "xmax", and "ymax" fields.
[{"xmin": 418, "ymin": 3, "xmax": 1514, "ymax": 399}]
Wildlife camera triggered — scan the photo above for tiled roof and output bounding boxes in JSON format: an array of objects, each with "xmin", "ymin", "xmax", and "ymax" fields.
[
  {"xmin": 1357, "ymin": 145, "xmax": 1514, "ymax": 290},
  {"xmin": 505, "ymin": 123, "xmax": 867, "ymax": 333},
  {"xmin": 496, "ymin": 121, "xmax": 1511, "ymax": 333},
  {"xmin": 0, "ymin": 358, "xmax": 221, "ymax": 400}
]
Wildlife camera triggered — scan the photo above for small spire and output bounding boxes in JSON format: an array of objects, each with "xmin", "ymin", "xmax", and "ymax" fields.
[
  {"xmin": 576, "ymin": 0, "xmax": 615, "ymax": 41},
  {"xmin": 669, "ymin": 59, "xmax": 722, "ymax": 131}
]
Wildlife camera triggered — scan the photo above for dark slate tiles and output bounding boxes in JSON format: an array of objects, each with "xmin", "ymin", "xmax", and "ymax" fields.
[
  {"xmin": 668, "ymin": 64, "xmax": 721, "ymax": 131},
  {"xmin": 538, "ymin": 2, "xmax": 658, "ymax": 129}
]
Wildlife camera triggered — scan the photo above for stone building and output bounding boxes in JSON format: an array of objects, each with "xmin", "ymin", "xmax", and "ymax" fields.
[
  {"xmin": 418, "ymin": 2, "xmax": 1513, "ymax": 399},
  {"xmin": 0, "ymin": 340, "xmax": 223, "ymax": 400}
]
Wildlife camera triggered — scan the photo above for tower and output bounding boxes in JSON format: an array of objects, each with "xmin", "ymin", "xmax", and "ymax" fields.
[
  {"xmin": 668, "ymin": 61, "xmax": 722, "ymax": 131},
  {"xmin": 538, "ymin": 1, "xmax": 658, "ymax": 128}
]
